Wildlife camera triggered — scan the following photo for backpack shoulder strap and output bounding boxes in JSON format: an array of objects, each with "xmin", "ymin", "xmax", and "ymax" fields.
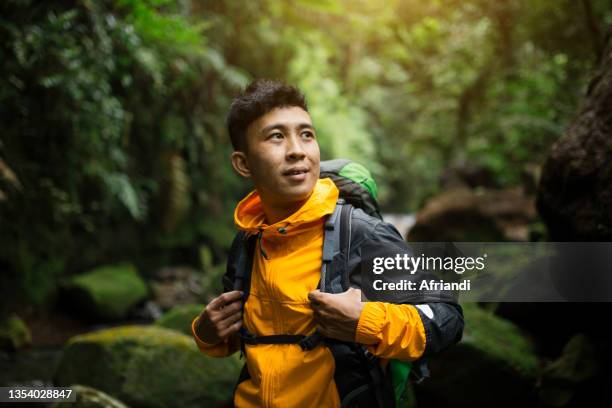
[
  {"xmin": 224, "ymin": 231, "xmax": 257, "ymax": 303},
  {"xmin": 320, "ymin": 199, "xmax": 353, "ymax": 293}
]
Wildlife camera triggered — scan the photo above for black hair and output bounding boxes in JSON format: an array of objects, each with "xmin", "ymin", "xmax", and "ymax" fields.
[{"xmin": 226, "ymin": 79, "xmax": 308, "ymax": 151}]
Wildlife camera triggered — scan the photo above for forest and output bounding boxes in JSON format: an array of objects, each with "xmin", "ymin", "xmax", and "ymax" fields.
[{"xmin": 1, "ymin": 0, "xmax": 612, "ymax": 407}]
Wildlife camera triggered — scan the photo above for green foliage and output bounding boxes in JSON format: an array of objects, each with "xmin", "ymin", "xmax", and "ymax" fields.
[
  {"xmin": 0, "ymin": 0, "xmax": 247, "ymax": 310},
  {"xmin": 1, "ymin": 0, "xmax": 607, "ymax": 310}
]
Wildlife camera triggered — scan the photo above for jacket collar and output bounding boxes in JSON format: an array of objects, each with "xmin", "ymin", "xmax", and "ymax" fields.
[{"xmin": 234, "ymin": 178, "xmax": 339, "ymax": 238}]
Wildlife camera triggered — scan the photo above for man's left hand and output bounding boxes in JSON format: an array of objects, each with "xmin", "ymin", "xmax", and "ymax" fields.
[{"xmin": 308, "ymin": 287, "xmax": 365, "ymax": 342}]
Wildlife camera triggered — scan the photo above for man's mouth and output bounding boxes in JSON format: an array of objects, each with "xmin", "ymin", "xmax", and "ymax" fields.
[
  {"xmin": 283, "ymin": 167, "xmax": 309, "ymax": 181},
  {"xmin": 283, "ymin": 168, "xmax": 309, "ymax": 176}
]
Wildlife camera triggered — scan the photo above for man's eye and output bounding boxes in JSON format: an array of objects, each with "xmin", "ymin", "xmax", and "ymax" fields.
[
  {"xmin": 269, "ymin": 132, "xmax": 283, "ymax": 140},
  {"xmin": 302, "ymin": 131, "xmax": 315, "ymax": 139}
]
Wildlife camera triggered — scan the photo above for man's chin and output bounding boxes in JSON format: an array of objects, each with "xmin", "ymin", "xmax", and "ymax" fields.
[{"xmin": 279, "ymin": 183, "xmax": 316, "ymax": 203}]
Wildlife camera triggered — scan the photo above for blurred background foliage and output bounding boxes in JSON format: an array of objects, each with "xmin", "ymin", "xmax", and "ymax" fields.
[{"xmin": 1, "ymin": 0, "xmax": 611, "ymax": 314}]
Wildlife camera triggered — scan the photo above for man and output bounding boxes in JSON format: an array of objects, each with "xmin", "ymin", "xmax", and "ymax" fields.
[{"xmin": 191, "ymin": 79, "xmax": 463, "ymax": 407}]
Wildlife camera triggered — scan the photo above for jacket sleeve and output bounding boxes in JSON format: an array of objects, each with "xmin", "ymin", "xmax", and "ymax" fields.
[
  {"xmin": 348, "ymin": 211, "xmax": 464, "ymax": 361},
  {"xmin": 355, "ymin": 301, "xmax": 464, "ymax": 361},
  {"xmin": 355, "ymin": 302, "xmax": 426, "ymax": 360},
  {"xmin": 191, "ymin": 314, "xmax": 241, "ymax": 357},
  {"xmin": 190, "ymin": 231, "xmax": 245, "ymax": 358}
]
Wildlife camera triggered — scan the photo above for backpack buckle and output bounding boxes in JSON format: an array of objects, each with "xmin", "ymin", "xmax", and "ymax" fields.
[
  {"xmin": 362, "ymin": 348, "xmax": 378, "ymax": 363},
  {"xmin": 299, "ymin": 332, "xmax": 323, "ymax": 351},
  {"xmin": 239, "ymin": 328, "xmax": 258, "ymax": 345}
]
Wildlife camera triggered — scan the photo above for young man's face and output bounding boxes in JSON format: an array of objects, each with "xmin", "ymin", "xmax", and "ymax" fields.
[{"xmin": 234, "ymin": 106, "xmax": 321, "ymax": 207}]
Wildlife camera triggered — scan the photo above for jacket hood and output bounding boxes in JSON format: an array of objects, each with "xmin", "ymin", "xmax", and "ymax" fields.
[{"xmin": 234, "ymin": 178, "xmax": 339, "ymax": 238}]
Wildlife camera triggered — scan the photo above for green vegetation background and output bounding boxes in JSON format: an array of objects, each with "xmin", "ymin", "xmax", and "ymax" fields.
[{"xmin": 1, "ymin": 0, "xmax": 610, "ymax": 314}]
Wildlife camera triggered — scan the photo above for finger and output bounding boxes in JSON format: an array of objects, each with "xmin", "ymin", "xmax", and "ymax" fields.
[
  {"xmin": 309, "ymin": 290, "xmax": 328, "ymax": 307},
  {"xmin": 218, "ymin": 311, "xmax": 242, "ymax": 331},
  {"xmin": 208, "ymin": 291, "xmax": 244, "ymax": 311},
  {"xmin": 219, "ymin": 319, "xmax": 242, "ymax": 338},
  {"xmin": 308, "ymin": 290, "xmax": 322, "ymax": 302},
  {"xmin": 309, "ymin": 299, "xmax": 321, "ymax": 308},
  {"xmin": 312, "ymin": 307, "xmax": 332, "ymax": 324},
  {"xmin": 316, "ymin": 308, "xmax": 331, "ymax": 321},
  {"xmin": 347, "ymin": 287, "xmax": 361, "ymax": 294},
  {"xmin": 316, "ymin": 323, "xmax": 329, "ymax": 337},
  {"xmin": 219, "ymin": 291, "xmax": 245, "ymax": 307},
  {"xmin": 348, "ymin": 287, "xmax": 362, "ymax": 298},
  {"xmin": 209, "ymin": 300, "xmax": 242, "ymax": 322},
  {"xmin": 310, "ymin": 296, "xmax": 331, "ymax": 312}
]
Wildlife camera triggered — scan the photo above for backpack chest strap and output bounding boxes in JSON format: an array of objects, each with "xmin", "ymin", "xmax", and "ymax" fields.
[{"xmin": 239, "ymin": 327, "xmax": 324, "ymax": 351}]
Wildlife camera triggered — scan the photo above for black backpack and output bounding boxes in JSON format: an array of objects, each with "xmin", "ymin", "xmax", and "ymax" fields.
[{"xmin": 224, "ymin": 159, "xmax": 411, "ymax": 407}]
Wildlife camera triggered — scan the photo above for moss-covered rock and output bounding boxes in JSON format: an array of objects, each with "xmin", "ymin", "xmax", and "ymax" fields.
[
  {"xmin": 0, "ymin": 314, "xmax": 31, "ymax": 351},
  {"xmin": 50, "ymin": 384, "xmax": 128, "ymax": 408},
  {"xmin": 539, "ymin": 334, "xmax": 599, "ymax": 407},
  {"xmin": 60, "ymin": 263, "xmax": 148, "ymax": 320},
  {"xmin": 461, "ymin": 303, "xmax": 539, "ymax": 378},
  {"xmin": 53, "ymin": 325, "xmax": 241, "ymax": 408},
  {"xmin": 155, "ymin": 303, "xmax": 204, "ymax": 335},
  {"xmin": 416, "ymin": 303, "xmax": 540, "ymax": 408}
]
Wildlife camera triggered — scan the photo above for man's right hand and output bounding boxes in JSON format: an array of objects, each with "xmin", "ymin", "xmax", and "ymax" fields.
[{"xmin": 196, "ymin": 290, "xmax": 244, "ymax": 344}]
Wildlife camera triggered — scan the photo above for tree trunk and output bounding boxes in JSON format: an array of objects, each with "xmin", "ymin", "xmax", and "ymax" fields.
[{"xmin": 536, "ymin": 28, "xmax": 612, "ymax": 240}]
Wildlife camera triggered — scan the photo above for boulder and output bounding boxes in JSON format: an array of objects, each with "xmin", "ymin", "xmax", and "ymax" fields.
[
  {"xmin": 440, "ymin": 162, "xmax": 498, "ymax": 189},
  {"xmin": 50, "ymin": 384, "xmax": 128, "ymax": 408},
  {"xmin": 415, "ymin": 303, "xmax": 539, "ymax": 408},
  {"xmin": 407, "ymin": 187, "xmax": 537, "ymax": 242},
  {"xmin": 150, "ymin": 266, "xmax": 203, "ymax": 311},
  {"xmin": 538, "ymin": 334, "xmax": 599, "ymax": 407},
  {"xmin": 60, "ymin": 263, "xmax": 148, "ymax": 321},
  {"xmin": 53, "ymin": 325, "xmax": 241, "ymax": 408},
  {"xmin": 155, "ymin": 303, "xmax": 204, "ymax": 335}
]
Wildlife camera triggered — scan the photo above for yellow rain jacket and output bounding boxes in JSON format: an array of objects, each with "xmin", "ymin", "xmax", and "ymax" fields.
[{"xmin": 192, "ymin": 178, "xmax": 428, "ymax": 407}]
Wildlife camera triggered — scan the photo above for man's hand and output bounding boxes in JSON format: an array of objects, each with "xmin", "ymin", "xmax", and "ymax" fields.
[
  {"xmin": 308, "ymin": 287, "xmax": 365, "ymax": 342},
  {"xmin": 196, "ymin": 290, "xmax": 243, "ymax": 344}
]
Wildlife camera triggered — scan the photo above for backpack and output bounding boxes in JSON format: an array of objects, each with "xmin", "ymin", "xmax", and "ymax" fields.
[{"xmin": 225, "ymin": 159, "xmax": 414, "ymax": 408}]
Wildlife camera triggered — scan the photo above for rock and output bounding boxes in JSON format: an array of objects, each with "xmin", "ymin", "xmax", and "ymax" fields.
[
  {"xmin": 130, "ymin": 300, "xmax": 163, "ymax": 322},
  {"xmin": 0, "ymin": 314, "xmax": 32, "ymax": 351},
  {"xmin": 440, "ymin": 162, "xmax": 498, "ymax": 189},
  {"xmin": 415, "ymin": 303, "xmax": 539, "ymax": 408},
  {"xmin": 0, "ymin": 348, "xmax": 61, "ymax": 389},
  {"xmin": 407, "ymin": 187, "xmax": 537, "ymax": 242},
  {"xmin": 53, "ymin": 325, "xmax": 241, "ymax": 408},
  {"xmin": 60, "ymin": 263, "xmax": 148, "ymax": 321},
  {"xmin": 381, "ymin": 213, "xmax": 416, "ymax": 240},
  {"xmin": 150, "ymin": 266, "xmax": 203, "ymax": 311},
  {"xmin": 155, "ymin": 304, "xmax": 204, "ymax": 336},
  {"xmin": 50, "ymin": 384, "xmax": 128, "ymax": 408},
  {"xmin": 538, "ymin": 334, "xmax": 599, "ymax": 407}
]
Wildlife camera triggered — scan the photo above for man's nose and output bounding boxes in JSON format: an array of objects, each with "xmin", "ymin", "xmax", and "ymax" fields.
[{"xmin": 286, "ymin": 134, "xmax": 306, "ymax": 159}]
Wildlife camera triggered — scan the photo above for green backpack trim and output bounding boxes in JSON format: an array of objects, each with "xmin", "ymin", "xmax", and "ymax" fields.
[
  {"xmin": 320, "ymin": 159, "xmax": 382, "ymax": 220},
  {"xmin": 338, "ymin": 161, "xmax": 379, "ymax": 201},
  {"xmin": 390, "ymin": 360, "xmax": 412, "ymax": 404}
]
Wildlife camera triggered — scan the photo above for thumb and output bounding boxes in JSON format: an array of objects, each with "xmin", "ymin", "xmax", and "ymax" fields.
[
  {"xmin": 346, "ymin": 287, "xmax": 363, "ymax": 299},
  {"xmin": 348, "ymin": 287, "xmax": 362, "ymax": 294},
  {"xmin": 308, "ymin": 289, "xmax": 322, "ymax": 302}
]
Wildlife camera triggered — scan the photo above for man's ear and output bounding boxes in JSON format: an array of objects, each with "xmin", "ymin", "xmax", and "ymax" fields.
[{"xmin": 231, "ymin": 151, "xmax": 252, "ymax": 178}]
